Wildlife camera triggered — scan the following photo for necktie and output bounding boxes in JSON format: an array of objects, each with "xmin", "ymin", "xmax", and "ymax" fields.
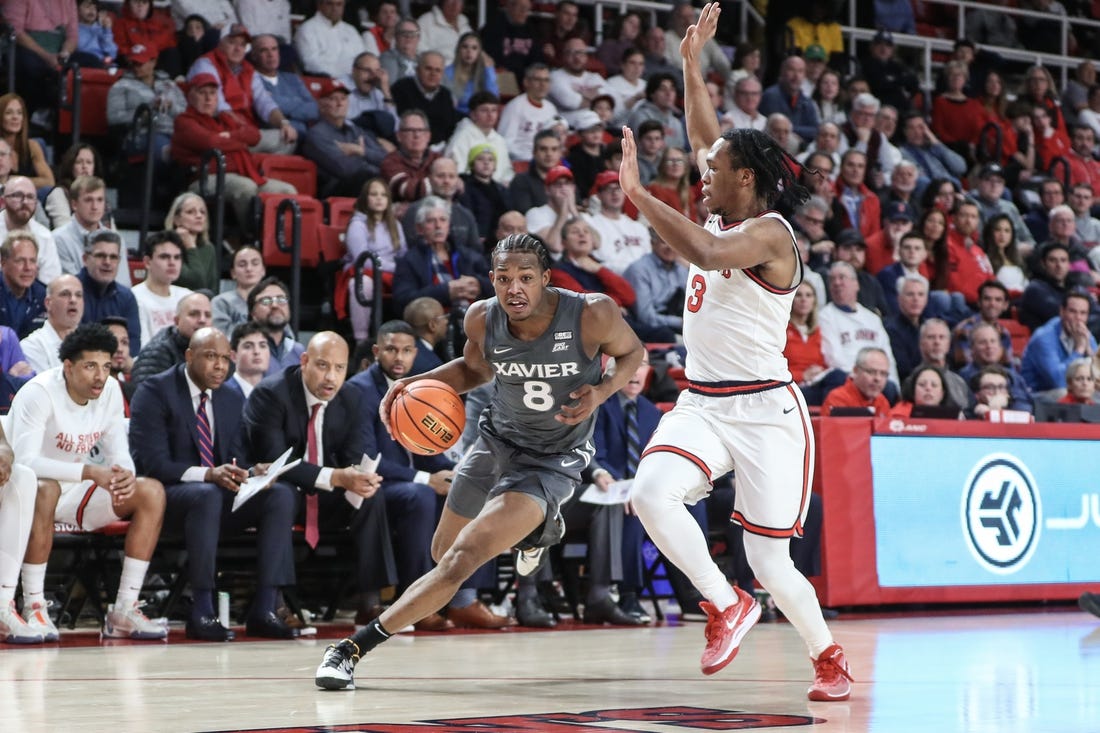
[
  {"xmin": 196, "ymin": 392, "xmax": 215, "ymax": 469},
  {"xmin": 625, "ymin": 400, "xmax": 641, "ymax": 478},
  {"xmin": 305, "ymin": 403, "xmax": 321, "ymax": 549}
]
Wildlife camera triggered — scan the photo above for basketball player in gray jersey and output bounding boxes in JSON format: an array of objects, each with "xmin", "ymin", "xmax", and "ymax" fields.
[{"xmin": 316, "ymin": 233, "xmax": 645, "ymax": 690}]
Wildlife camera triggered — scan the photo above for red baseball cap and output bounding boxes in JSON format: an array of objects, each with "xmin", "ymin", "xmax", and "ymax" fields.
[
  {"xmin": 311, "ymin": 77, "xmax": 349, "ymax": 99},
  {"xmin": 590, "ymin": 170, "xmax": 620, "ymax": 195},
  {"xmin": 545, "ymin": 165, "xmax": 574, "ymax": 186},
  {"xmin": 128, "ymin": 43, "xmax": 159, "ymax": 65},
  {"xmin": 187, "ymin": 73, "xmax": 220, "ymax": 92}
]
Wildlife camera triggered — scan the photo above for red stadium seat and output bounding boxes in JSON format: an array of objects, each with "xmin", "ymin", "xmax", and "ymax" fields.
[
  {"xmin": 326, "ymin": 196, "xmax": 358, "ymax": 231},
  {"xmin": 1000, "ymin": 318, "xmax": 1031, "ymax": 358},
  {"xmin": 318, "ymin": 223, "xmax": 347, "ymax": 264},
  {"xmin": 254, "ymin": 154, "xmax": 318, "ymax": 197},
  {"xmin": 58, "ymin": 67, "xmax": 123, "ymax": 138},
  {"xmin": 258, "ymin": 193, "xmax": 325, "ymax": 267}
]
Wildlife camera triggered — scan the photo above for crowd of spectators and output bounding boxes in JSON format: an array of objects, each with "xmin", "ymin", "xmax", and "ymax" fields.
[{"xmin": 2, "ymin": 0, "xmax": 1100, "ymax": 639}]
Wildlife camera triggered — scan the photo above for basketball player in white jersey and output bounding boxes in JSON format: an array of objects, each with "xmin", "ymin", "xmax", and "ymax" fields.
[{"xmin": 618, "ymin": 3, "xmax": 852, "ymax": 701}]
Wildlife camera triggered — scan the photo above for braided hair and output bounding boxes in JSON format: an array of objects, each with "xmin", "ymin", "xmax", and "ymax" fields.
[
  {"xmin": 492, "ymin": 233, "xmax": 552, "ymax": 272},
  {"xmin": 719, "ymin": 128, "xmax": 810, "ymax": 215}
]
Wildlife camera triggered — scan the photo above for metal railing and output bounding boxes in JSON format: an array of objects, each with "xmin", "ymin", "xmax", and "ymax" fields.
[
  {"xmin": 130, "ymin": 103, "xmax": 157, "ymax": 243},
  {"xmin": 58, "ymin": 59, "xmax": 83, "ymax": 145},
  {"xmin": 274, "ymin": 198, "xmax": 302, "ymax": 336},
  {"xmin": 352, "ymin": 250, "xmax": 384, "ymax": 339},
  {"xmin": 197, "ymin": 149, "xmax": 226, "ymax": 281}
]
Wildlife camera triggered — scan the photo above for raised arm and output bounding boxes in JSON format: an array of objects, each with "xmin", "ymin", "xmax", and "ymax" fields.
[{"xmin": 681, "ymin": 3, "xmax": 723, "ymax": 176}]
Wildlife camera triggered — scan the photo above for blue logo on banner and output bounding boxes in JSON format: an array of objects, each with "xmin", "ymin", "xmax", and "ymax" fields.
[{"xmin": 961, "ymin": 454, "xmax": 1040, "ymax": 574}]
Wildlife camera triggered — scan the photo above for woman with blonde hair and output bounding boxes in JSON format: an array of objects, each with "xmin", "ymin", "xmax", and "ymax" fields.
[
  {"xmin": 165, "ymin": 192, "xmax": 218, "ymax": 292},
  {"xmin": 646, "ymin": 147, "xmax": 699, "ymax": 222},
  {"xmin": 444, "ymin": 32, "xmax": 498, "ymax": 115},
  {"xmin": 340, "ymin": 178, "xmax": 408, "ymax": 341}
]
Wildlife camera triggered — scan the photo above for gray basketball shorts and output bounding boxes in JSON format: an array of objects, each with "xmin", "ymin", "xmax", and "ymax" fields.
[{"xmin": 446, "ymin": 430, "xmax": 591, "ymax": 550}]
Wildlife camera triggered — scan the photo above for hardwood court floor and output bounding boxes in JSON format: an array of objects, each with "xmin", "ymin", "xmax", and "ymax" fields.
[{"xmin": 2, "ymin": 609, "xmax": 1099, "ymax": 733}]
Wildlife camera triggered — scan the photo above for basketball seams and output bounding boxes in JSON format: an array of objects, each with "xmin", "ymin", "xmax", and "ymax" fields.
[{"xmin": 389, "ymin": 381, "xmax": 466, "ymax": 456}]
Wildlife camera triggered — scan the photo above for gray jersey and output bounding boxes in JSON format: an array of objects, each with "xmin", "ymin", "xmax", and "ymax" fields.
[{"xmin": 481, "ymin": 288, "xmax": 602, "ymax": 454}]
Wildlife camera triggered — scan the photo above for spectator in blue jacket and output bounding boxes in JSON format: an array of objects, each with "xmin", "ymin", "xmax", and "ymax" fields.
[
  {"xmin": 759, "ymin": 54, "xmax": 821, "ymax": 142},
  {"xmin": 75, "ymin": 0, "xmax": 118, "ymax": 68},
  {"xmin": 251, "ymin": 34, "xmax": 318, "ymax": 138},
  {"xmin": 1021, "ymin": 292, "xmax": 1097, "ymax": 395},
  {"xmin": 77, "ymin": 232, "xmax": 140, "ymax": 355}
]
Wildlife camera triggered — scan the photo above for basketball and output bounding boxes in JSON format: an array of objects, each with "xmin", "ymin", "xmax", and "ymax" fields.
[{"xmin": 389, "ymin": 379, "xmax": 466, "ymax": 455}]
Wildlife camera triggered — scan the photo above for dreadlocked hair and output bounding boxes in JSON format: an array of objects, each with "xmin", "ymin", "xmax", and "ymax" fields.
[
  {"xmin": 492, "ymin": 233, "xmax": 553, "ymax": 272},
  {"xmin": 720, "ymin": 128, "xmax": 810, "ymax": 216}
]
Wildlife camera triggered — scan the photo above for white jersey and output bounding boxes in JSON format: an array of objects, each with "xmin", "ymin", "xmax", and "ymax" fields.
[
  {"xmin": 682, "ymin": 212, "xmax": 799, "ymax": 386},
  {"xmin": 8, "ymin": 367, "xmax": 133, "ymax": 483}
]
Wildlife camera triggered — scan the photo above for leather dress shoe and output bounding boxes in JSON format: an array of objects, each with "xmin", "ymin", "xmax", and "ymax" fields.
[
  {"xmin": 413, "ymin": 612, "xmax": 454, "ymax": 631},
  {"xmin": 515, "ymin": 596, "xmax": 556, "ymax": 628},
  {"xmin": 446, "ymin": 601, "xmax": 516, "ymax": 629},
  {"xmin": 185, "ymin": 615, "xmax": 235, "ymax": 641},
  {"xmin": 618, "ymin": 592, "xmax": 653, "ymax": 625},
  {"xmin": 246, "ymin": 611, "xmax": 301, "ymax": 639},
  {"xmin": 355, "ymin": 604, "xmax": 389, "ymax": 626},
  {"xmin": 583, "ymin": 597, "xmax": 649, "ymax": 626}
]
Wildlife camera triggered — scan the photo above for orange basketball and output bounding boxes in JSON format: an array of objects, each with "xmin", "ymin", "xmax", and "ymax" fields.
[{"xmin": 389, "ymin": 379, "xmax": 466, "ymax": 455}]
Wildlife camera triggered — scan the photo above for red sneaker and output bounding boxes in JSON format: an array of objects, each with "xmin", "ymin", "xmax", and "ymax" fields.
[
  {"xmin": 808, "ymin": 643, "xmax": 853, "ymax": 701},
  {"xmin": 699, "ymin": 586, "xmax": 760, "ymax": 675}
]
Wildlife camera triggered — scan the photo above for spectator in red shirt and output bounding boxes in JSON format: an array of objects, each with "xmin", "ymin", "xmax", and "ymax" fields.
[
  {"xmin": 1032, "ymin": 104, "xmax": 1072, "ymax": 171},
  {"xmin": 171, "ymin": 73, "xmax": 296, "ymax": 234},
  {"xmin": 822, "ymin": 346, "xmax": 892, "ymax": 415},
  {"xmin": 834, "ymin": 148, "xmax": 882, "ymax": 242},
  {"xmin": 1067, "ymin": 126, "xmax": 1100, "ymax": 198},
  {"xmin": 785, "ymin": 281, "xmax": 845, "ymax": 405},
  {"xmin": 1058, "ymin": 358, "xmax": 1097, "ymax": 404},
  {"xmin": 931, "ymin": 60, "xmax": 984, "ymax": 158},
  {"xmin": 946, "ymin": 200, "xmax": 995, "ymax": 307},
  {"xmin": 381, "ymin": 109, "xmax": 441, "ymax": 218},
  {"xmin": 113, "ymin": 0, "xmax": 180, "ymax": 75}
]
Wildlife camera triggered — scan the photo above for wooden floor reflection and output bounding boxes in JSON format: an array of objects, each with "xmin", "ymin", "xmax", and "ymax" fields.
[{"xmin": 2, "ymin": 609, "xmax": 1099, "ymax": 733}]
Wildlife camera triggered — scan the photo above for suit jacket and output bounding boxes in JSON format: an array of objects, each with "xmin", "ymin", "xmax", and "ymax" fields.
[
  {"xmin": 242, "ymin": 365, "xmax": 368, "ymax": 490},
  {"xmin": 592, "ymin": 394, "xmax": 661, "ymax": 480},
  {"xmin": 128, "ymin": 364, "xmax": 248, "ymax": 484},
  {"xmin": 391, "ymin": 238, "xmax": 492, "ymax": 314},
  {"xmin": 410, "ymin": 337, "xmax": 444, "ymax": 376},
  {"xmin": 347, "ymin": 364, "xmax": 452, "ymax": 484}
]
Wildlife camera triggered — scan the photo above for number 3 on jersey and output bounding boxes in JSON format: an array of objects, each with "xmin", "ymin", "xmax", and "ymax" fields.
[
  {"xmin": 686, "ymin": 274, "xmax": 706, "ymax": 313},
  {"xmin": 523, "ymin": 381, "xmax": 554, "ymax": 411}
]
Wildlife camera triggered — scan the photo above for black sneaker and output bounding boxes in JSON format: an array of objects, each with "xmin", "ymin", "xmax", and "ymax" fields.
[
  {"xmin": 618, "ymin": 592, "xmax": 653, "ymax": 624},
  {"xmin": 315, "ymin": 640, "xmax": 360, "ymax": 690}
]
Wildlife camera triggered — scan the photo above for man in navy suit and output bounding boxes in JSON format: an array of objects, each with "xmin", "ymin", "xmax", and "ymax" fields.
[
  {"xmin": 348, "ymin": 320, "xmax": 513, "ymax": 629},
  {"xmin": 402, "ymin": 296, "xmax": 448, "ymax": 376},
  {"xmin": 129, "ymin": 327, "xmax": 299, "ymax": 640},
  {"xmin": 242, "ymin": 331, "xmax": 398, "ymax": 620},
  {"xmin": 391, "ymin": 196, "xmax": 493, "ymax": 315},
  {"xmin": 591, "ymin": 356, "xmax": 706, "ymax": 622}
]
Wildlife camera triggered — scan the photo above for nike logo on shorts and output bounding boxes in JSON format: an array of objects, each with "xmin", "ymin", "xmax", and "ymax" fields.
[
  {"xmin": 783, "ymin": 406, "xmax": 796, "ymax": 414},
  {"xmin": 561, "ymin": 457, "xmax": 582, "ymax": 468}
]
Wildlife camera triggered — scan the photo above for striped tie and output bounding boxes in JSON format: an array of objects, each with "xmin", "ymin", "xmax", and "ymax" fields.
[
  {"xmin": 625, "ymin": 400, "xmax": 641, "ymax": 478},
  {"xmin": 196, "ymin": 392, "xmax": 215, "ymax": 468}
]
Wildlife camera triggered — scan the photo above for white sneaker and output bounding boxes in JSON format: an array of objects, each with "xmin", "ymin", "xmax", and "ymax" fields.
[
  {"xmin": 103, "ymin": 602, "xmax": 168, "ymax": 640},
  {"xmin": 516, "ymin": 547, "xmax": 545, "ymax": 577},
  {"xmin": 0, "ymin": 601, "xmax": 43, "ymax": 644},
  {"xmin": 23, "ymin": 601, "xmax": 59, "ymax": 642}
]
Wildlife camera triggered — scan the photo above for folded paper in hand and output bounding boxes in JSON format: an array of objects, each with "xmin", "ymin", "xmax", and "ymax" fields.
[
  {"xmin": 578, "ymin": 478, "xmax": 632, "ymax": 505},
  {"xmin": 232, "ymin": 447, "xmax": 301, "ymax": 512},
  {"xmin": 344, "ymin": 453, "xmax": 380, "ymax": 509}
]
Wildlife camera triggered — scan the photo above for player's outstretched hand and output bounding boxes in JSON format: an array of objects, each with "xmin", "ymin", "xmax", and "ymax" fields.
[
  {"xmin": 679, "ymin": 2, "xmax": 720, "ymax": 65},
  {"xmin": 556, "ymin": 383, "xmax": 604, "ymax": 425},
  {"xmin": 619, "ymin": 127, "xmax": 644, "ymax": 200},
  {"xmin": 379, "ymin": 379, "xmax": 410, "ymax": 435}
]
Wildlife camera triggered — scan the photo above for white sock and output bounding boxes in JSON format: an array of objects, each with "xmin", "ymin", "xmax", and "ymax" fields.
[
  {"xmin": 631, "ymin": 452, "xmax": 738, "ymax": 611},
  {"xmin": 21, "ymin": 563, "xmax": 47, "ymax": 609},
  {"xmin": 0, "ymin": 466, "xmax": 35, "ymax": 606},
  {"xmin": 114, "ymin": 557, "xmax": 150, "ymax": 609}
]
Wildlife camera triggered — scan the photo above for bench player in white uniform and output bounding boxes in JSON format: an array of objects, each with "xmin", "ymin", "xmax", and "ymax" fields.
[
  {"xmin": 618, "ymin": 3, "xmax": 852, "ymax": 702},
  {"xmin": 0, "ymin": 424, "xmax": 40, "ymax": 643},
  {"xmin": 8, "ymin": 323, "xmax": 167, "ymax": 641}
]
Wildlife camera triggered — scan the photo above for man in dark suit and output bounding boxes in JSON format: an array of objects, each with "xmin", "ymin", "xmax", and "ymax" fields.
[
  {"xmin": 591, "ymin": 357, "xmax": 706, "ymax": 622},
  {"xmin": 129, "ymin": 327, "xmax": 299, "ymax": 640},
  {"xmin": 242, "ymin": 331, "xmax": 398, "ymax": 619},
  {"xmin": 348, "ymin": 320, "xmax": 512, "ymax": 629},
  {"xmin": 402, "ymin": 296, "xmax": 447, "ymax": 375}
]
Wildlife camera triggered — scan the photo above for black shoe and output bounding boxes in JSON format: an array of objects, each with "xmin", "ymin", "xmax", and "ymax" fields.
[
  {"xmin": 246, "ymin": 611, "xmax": 300, "ymax": 639},
  {"xmin": 185, "ymin": 615, "xmax": 235, "ymax": 642},
  {"xmin": 1080, "ymin": 592, "xmax": 1100, "ymax": 619},
  {"xmin": 583, "ymin": 597, "xmax": 649, "ymax": 626},
  {"xmin": 618, "ymin": 592, "xmax": 653, "ymax": 624},
  {"xmin": 515, "ymin": 596, "xmax": 556, "ymax": 628}
]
